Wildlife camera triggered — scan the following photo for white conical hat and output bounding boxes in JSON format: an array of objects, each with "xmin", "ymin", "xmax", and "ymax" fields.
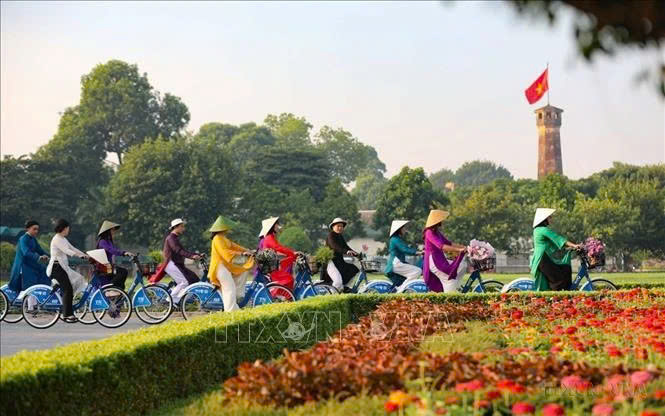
[
  {"xmin": 259, "ymin": 217, "xmax": 280, "ymax": 238},
  {"xmin": 533, "ymin": 208, "xmax": 556, "ymax": 228},
  {"xmin": 98, "ymin": 220, "xmax": 120, "ymax": 236},
  {"xmin": 86, "ymin": 249, "xmax": 109, "ymax": 265},
  {"xmin": 389, "ymin": 220, "xmax": 410, "ymax": 237}
]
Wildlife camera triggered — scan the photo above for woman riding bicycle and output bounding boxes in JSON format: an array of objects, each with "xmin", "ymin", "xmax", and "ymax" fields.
[
  {"xmin": 531, "ymin": 208, "xmax": 582, "ymax": 291},
  {"xmin": 385, "ymin": 220, "xmax": 423, "ymax": 291},
  {"xmin": 422, "ymin": 210, "xmax": 467, "ymax": 293},
  {"xmin": 8, "ymin": 220, "xmax": 50, "ymax": 293},
  {"xmin": 47, "ymin": 219, "xmax": 88, "ymax": 323},
  {"xmin": 260, "ymin": 217, "xmax": 297, "ymax": 291},
  {"xmin": 208, "ymin": 216, "xmax": 255, "ymax": 311},
  {"xmin": 322, "ymin": 217, "xmax": 359, "ymax": 293},
  {"xmin": 96, "ymin": 220, "xmax": 135, "ymax": 289}
]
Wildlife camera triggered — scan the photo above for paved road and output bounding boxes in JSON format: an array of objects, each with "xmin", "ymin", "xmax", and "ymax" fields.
[{"xmin": 0, "ymin": 316, "xmax": 156, "ymax": 356}]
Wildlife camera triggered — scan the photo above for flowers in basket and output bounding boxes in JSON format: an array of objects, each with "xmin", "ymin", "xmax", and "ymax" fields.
[
  {"xmin": 467, "ymin": 239, "xmax": 496, "ymax": 271},
  {"xmin": 254, "ymin": 249, "xmax": 281, "ymax": 275},
  {"xmin": 584, "ymin": 237, "xmax": 606, "ymax": 267}
]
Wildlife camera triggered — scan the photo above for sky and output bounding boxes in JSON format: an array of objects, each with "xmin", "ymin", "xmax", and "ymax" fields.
[{"xmin": 1, "ymin": 1, "xmax": 664, "ymax": 179}]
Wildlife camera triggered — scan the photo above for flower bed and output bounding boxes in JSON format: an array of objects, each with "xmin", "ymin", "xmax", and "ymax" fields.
[{"xmin": 183, "ymin": 289, "xmax": 665, "ymax": 416}]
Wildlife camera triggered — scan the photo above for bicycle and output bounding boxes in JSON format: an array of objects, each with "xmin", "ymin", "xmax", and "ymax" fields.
[
  {"xmin": 20, "ymin": 272, "xmax": 132, "ymax": 329},
  {"xmin": 125, "ymin": 254, "xmax": 173, "ymax": 324},
  {"xmin": 0, "ymin": 285, "xmax": 23, "ymax": 323},
  {"xmin": 362, "ymin": 255, "xmax": 428, "ymax": 294},
  {"xmin": 457, "ymin": 257, "xmax": 504, "ymax": 293},
  {"xmin": 501, "ymin": 247, "xmax": 617, "ymax": 292},
  {"xmin": 0, "ymin": 289, "xmax": 8, "ymax": 321},
  {"xmin": 179, "ymin": 250, "xmax": 295, "ymax": 320},
  {"xmin": 292, "ymin": 253, "xmax": 338, "ymax": 299}
]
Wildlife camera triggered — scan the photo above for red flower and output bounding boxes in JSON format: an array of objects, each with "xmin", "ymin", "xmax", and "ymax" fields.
[
  {"xmin": 512, "ymin": 309, "xmax": 524, "ymax": 320},
  {"xmin": 384, "ymin": 401, "xmax": 399, "ymax": 413},
  {"xmin": 591, "ymin": 403, "xmax": 614, "ymax": 416},
  {"xmin": 497, "ymin": 379, "xmax": 515, "ymax": 390},
  {"xmin": 486, "ymin": 390, "xmax": 501, "ymax": 400},
  {"xmin": 653, "ymin": 389, "xmax": 665, "ymax": 400},
  {"xmin": 455, "ymin": 379, "xmax": 484, "ymax": 392},
  {"xmin": 542, "ymin": 403, "xmax": 565, "ymax": 416},
  {"xmin": 630, "ymin": 371, "xmax": 652, "ymax": 387},
  {"xmin": 640, "ymin": 411, "xmax": 659, "ymax": 416},
  {"xmin": 550, "ymin": 345, "xmax": 562, "ymax": 354},
  {"xmin": 561, "ymin": 375, "xmax": 591, "ymax": 392},
  {"xmin": 512, "ymin": 402, "xmax": 535, "ymax": 415},
  {"xmin": 508, "ymin": 384, "xmax": 526, "ymax": 394},
  {"xmin": 474, "ymin": 399, "xmax": 490, "ymax": 409},
  {"xmin": 565, "ymin": 326, "xmax": 577, "ymax": 335}
]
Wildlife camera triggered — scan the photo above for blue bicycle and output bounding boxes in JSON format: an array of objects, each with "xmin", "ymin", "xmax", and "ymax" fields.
[
  {"xmin": 20, "ymin": 273, "xmax": 132, "ymax": 329},
  {"xmin": 179, "ymin": 251, "xmax": 295, "ymax": 320},
  {"xmin": 361, "ymin": 256, "xmax": 429, "ymax": 294},
  {"xmin": 292, "ymin": 253, "xmax": 337, "ymax": 298},
  {"xmin": 502, "ymin": 247, "xmax": 617, "ymax": 292},
  {"xmin": 126, "ymin": 255, "xmax": 173, "ymax": 324}
]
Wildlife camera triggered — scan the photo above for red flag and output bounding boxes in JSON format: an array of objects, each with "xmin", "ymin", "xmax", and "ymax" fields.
[{"xmin": 524, "ymin": 69, "xmax": 548, "ymax": 104}]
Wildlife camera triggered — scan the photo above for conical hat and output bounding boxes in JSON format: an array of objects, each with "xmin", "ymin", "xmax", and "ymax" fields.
[
  {"xmin": 98, "ymin": 220, "xmax": 120, "ymax": 236},
  {"xmin": 86, "ymin": 249, "xmax": 109, "ymax": 265},
  {"xmin": 209, "ymin": 216, "xmax": 233, "ymax": 233},
  {"xmin": 259, "ymin": 217, "xmax": 280, "ymax": 238},
  {"xmin": 389, "ymin": 220, "xmax": 410, "ymax": 237},
  {"xmin": 533, "ymin": 208, "xmax": 556, "ymax": 228},
  {"xmin": 329, "ymin": 217, "xmax": 348, "ymax": 229},
  {"xmin": 425, "ymin": 210, "xmax": 450, "ymax": 228}
]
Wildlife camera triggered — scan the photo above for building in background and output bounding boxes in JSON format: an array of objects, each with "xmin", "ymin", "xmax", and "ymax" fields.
[{"xmin": 535, "ymin": 105, "xmax": 564, "ymax": 179}]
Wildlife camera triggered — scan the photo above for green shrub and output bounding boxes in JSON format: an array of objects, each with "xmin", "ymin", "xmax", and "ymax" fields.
[
  {"xmin": 279, "ymin": 226, "xmax": 313, "ymax": 253},
  {"xmin": 148, "ymin": 249, "xmax": 164, "ymax": 264},
  {"xmin": 0, "ymin": 242, "xmax": 16, "ymax": 273},
  {"xmin": 314, "ymin": 246, "xmax": 333, "ymax": 265},
  {"xmin": 0, "ymin": 296, "xmax": 356, "ymax": 416}
]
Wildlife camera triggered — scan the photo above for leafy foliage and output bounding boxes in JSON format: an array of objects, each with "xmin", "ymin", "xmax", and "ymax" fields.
[
  {"xmin": 279, "ymin": 226, "xmax": 313, "ymax": 253},
  {"xmin": 0, "ymin": 242, "xmax": 16, "ymax": 273}
]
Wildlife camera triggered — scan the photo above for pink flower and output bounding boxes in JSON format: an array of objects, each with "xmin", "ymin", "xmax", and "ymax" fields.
[
  {"xmin": 561, "ymin": 375, "xmax": 591, "ymax": 392},
  {"xmin": 455, "ymin": 379, "xmax": 484, "ymax": 392},
  {"xmin": 592, "ymin": 403, "xmax": 614, "ymax": 416},
  {"xmin": 542, "ymin": 403, "xmax": 565, "ymax": 416},
  {"xmin": 512, "ymin": 402, "xmax": 535, "ymax": 414},
  {"xmin": 630, "ymin": 371, "xmax": 652, "ymax": 387}
]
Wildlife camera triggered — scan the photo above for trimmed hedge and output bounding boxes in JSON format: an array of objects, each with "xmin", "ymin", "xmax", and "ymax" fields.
[
  {"xmin": 3, "ymin": 290, "xmax": 663, "ymax": 416},
  {"xmin": 0, "ymin": 296, "xmax": 354, "ymax": 416}
]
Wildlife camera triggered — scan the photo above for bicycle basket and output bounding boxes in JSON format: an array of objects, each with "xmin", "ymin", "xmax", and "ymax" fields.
[
  {"xmin": 587, "ymin": 252, "xmax": 606, "ymax": 269},
  {"xmin": 470, "ymin": 257, "xmax": 496, "ymax": 272},
  {"xmin": 140, "ymin": 263, "xmax": 157, "ymax": 277},
  {"xmin": 255, "ymin": 249, "xmax": 281, "ymax": 275},
  {"xmin": 361, "ymin": 260, "xmax": 380, "ymax": 273}
]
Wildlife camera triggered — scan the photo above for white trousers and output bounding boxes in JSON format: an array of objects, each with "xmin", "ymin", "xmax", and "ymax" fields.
[
  {"xmin": 429, "ymin": 256, "xmax": 466, "ymax": 293},
  {"xmin": 392, "ymin": 258, "xmax": 422, "ymax": 292},
  {"xmin": 165, "ymin": 261, "xmax": 189, "ymax": 303},
  {"xmin": 326, "ymin": 261, "xmax": 344, "ymax": 291},
  {"xmin": 216, "ymin": 265, "xmax": 250, "ymax": 312}
]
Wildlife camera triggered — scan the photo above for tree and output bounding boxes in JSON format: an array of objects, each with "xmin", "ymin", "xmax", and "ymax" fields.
[
  {"xmin": 247, "ymin": 146, "xmax": 332, "ymax": 201},
  {"xmin": 445, "ymin": 180, "xmax": 532, "ymax": 254},
  {"xmin": 429, "ymin": 168, "xmax": 456, "ymax": 191},
  {"xmin": 454, "ymin": 160, "xmax": 513, "ymax": 187},
  {"xmin": 320, "ymin": 178, "xmax": 364, "ymax": 240},
  {"xmin": 315, "ymin": 126, "xmax": 386, "ymax": 184},
  {"xmin": 78, "ymin": 60, "xmax": 190, "ymax": 164},
  {"xmin": 351, "ymin": 169, "xmax": 388, "ymax": 210},
  {"xmin": 106, "ymin": 137, "xmax": 241, "ymax": 250},
  {"xmin": 264, "ymin": 113, "xmax": 313, "ymax": 148},
  {"xmin": 279, "ymin": 226, "xmax": 313, "ymax": 252},
  {"xmin": 226, "ymin": 123, "xmax": 277, "ymax": 167},
  {"xmin": 194, "ymin": 122, "xmax": 239, "ymax": 146},
  {"xmin": 374, "ymin": 167, "xmax": 448, "ymax": 241}
]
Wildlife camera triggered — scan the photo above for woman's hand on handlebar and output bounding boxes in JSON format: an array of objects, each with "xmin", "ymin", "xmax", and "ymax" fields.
[
  {"xmin": 124, "ymin": 251, "xmax": 136, "ymax": 257},
  {"xmin": 347, "ymin": 250, "xmax": 358, "ymax": 256}
]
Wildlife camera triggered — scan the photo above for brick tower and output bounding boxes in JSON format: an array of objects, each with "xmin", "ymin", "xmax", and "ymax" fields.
[{"xmin": 535, "ymin": 105, "xmax": 563, "ymax": 179}]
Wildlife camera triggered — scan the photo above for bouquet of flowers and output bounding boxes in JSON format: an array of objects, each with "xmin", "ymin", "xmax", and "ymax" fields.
[
  {"xmin": 583, "ymin": 237, "xmax": 606, "ymax": 268},
  {"xmin": 467, "ymin": 239, "xmax": 496, "ymax": 271},
  {"xmin": 255, "ymin": 249, "xmax": 281, "ymax": 275}
]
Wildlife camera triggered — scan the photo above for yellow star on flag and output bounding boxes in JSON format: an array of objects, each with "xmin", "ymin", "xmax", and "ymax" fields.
[{"xmin": 536, "ymin": 83, "xmax": 543, "ymax": 95}]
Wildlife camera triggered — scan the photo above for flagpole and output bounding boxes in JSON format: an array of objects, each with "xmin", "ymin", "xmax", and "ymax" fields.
[{"xmin": 547, "ymin": 62, "xmax": 550, "ymax": 105}]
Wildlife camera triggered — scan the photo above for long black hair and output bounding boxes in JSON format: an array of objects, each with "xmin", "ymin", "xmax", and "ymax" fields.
[
  {"xmin": 98, "ymin": 229, "xmax": 114, "ymax": 244},
  {"xmin": 54, "ymin": 219, "xmax": 70, "ymax": 233},
  {"xmin": 535, "ymin": 218, "xmax": 550, "ymax": 228}
]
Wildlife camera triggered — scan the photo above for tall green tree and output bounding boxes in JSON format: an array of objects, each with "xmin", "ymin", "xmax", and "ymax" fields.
[
  {"xmin": 194, "ymin": 122, "xmax": 239, "ymax": 146},
  {"xmin": 315, "ymin": 126, "xmax": 385, "ymax": 184},
  {"xmin": 453, "ymin": 160, "xmax": 513, "ymax": 187},
  {"xmin": 106, "ymin": 137, "xmax": 241, "ymax": 250},
  {"xmin": 429, "ymin": 168, "xmax": 456, "ymax": 191},
  {"xmin": 264, "ymin": 113, "xmax": 313, "ymax": 147},
  {"xmin": 374, "ymin": 167, "xmax": 447, "ymax": 241},
  {"xmin": 78, "ymin": 60, "xmax": 190, "ymax": 164},
  {"xmin": 351, "ymin": 169, "xmax": 388, "ymax": 210},
  {"xmin": 320, "ymin": 178, "xmax": 364, "ymax": 240}
]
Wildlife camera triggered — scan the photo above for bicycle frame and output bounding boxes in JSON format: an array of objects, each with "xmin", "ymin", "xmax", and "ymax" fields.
[
  {"xmin": 125, "ymin": 261, "xmax": 157, "ymax": 308},
  {"xmin": 459, "ymin": 270, "xmax": 488, "ymax": 293},
  {"xmin": 26, "ymin": 275, "xmax": 111, "ymax": 313}
]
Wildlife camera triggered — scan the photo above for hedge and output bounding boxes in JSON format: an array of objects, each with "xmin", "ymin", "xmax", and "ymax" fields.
[
  {"xmin": 0, "ymin": 296, "xmax": 356, "ymax": 416},
  {"xmin": 2, "ymin": 290, "xmax": 661, "ymax": 416}
]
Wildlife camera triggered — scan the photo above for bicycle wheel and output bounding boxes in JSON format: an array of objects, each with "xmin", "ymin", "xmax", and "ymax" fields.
[
  {"xmin": 266, "ymin": 283, "xmax": 295, "ymax": 303},
  {"xmin": 0, "ymin": 290, "xmax": 8, "ymax": 321},
  {"xmin": 180, "ymin": 290, "xmax": 221, "ymax": 320},
  {"xmin": 580, "ymin": 278, "xmax": 618, "ymax": 291},
  {"xmin": 135, "ymin": 284, "xmax": 173, "ymax": 324},
  {"xmin": 71, "ymin": 292, "xmax": 96, "ymax": 325},
  {"xmin": 401, "ymin": 280, "xmax": 428, "ymax": 293},
  {"xmin": 312, "ymin": 282, "xmax": 337, "ymax": 296},
  {"xmin": 361, "ymin": 281, "xmax": 394, "ymax": 294},
  {"xmin": 4, "ymin": 296, "xmax": 23, "ymax": 323},
  {"xmin": 92, "ymin": 287, "xmax": 132, "ymax": 328},
  {"xmin": 477, "ymin": 280, "xmax": 504, "ymax": 293},
  {"xmin": 22, "ymin": 292, "xmax": 60, "ymax": 329}
]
